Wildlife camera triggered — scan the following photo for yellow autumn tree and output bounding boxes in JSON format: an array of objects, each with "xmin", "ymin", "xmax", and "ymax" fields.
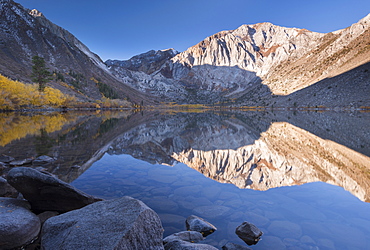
[{"xmin": 0, "ymin": 74, "xmax": 74, "ymax": 110}]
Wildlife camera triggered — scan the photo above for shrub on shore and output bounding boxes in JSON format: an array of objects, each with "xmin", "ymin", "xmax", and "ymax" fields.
[
  {"xmin": 0, "ymin": 75, "xmax": 132, "ymax": 110},
  {"xmin": 0, "ymin": 74, "xmax": 74, "ymax": 110}
]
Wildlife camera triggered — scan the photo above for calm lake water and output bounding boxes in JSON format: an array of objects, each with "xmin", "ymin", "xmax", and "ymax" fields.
[{"xmin": 1, "ymin": 110, "xmax": 369, "ymax": 249}]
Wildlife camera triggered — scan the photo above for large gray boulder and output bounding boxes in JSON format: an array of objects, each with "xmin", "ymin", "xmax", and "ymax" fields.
[
  {"xmin": 0, "ymin": 198, "xmax": 41, "ymax": 249},
  {"xmin": 235, "ymin": 221, "xmax": 263, "ymax": 246},
  {"xmin": 164, "ymin": 240, "xmax": 218, "ymax": 250},
  {"xmin": 186, "ymin": 215, "xmax": 217, "ymax": 236},
  {"xmin": 6, "ymin": 167, "xmax": 102, "ymax": 213},
  {"xmin": 41, "ymin": 196, "xmax": 164, "ymax": 250}
]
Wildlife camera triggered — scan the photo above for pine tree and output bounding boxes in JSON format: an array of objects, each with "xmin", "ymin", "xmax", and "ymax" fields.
[{"xmin": 31, "ymin": 56, "xmax": 52, "ymax": 92}]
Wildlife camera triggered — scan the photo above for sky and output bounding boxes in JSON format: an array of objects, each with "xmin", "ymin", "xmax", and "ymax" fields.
[{"xmin": 14, "ymin": 0, "xmax": 370, "ymax": 61}]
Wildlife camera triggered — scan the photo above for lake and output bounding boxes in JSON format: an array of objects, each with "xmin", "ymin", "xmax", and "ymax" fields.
[{"xmin": 1, "ymin": 110, "xmax": 369, "ymax": 249}]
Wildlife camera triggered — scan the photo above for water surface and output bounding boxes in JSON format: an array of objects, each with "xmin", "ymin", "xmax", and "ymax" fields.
[{"xmin": 0, "ymin": 110, "xmax": 369, "ymax": 249}]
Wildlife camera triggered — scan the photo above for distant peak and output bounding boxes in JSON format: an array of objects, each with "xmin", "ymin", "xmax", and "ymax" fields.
[
  {"xmin": 161, "ymin": 48, "xmax": 179, "ymax": 55},
  {"xmin": 29, "ymin": 9, "xmax": 44, "ymax": 18}
]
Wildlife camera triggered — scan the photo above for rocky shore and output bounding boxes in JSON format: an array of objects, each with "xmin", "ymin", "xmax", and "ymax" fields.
[{"xmin": 0, "ymin": 156, "xmax": 262, "ymax": 249}]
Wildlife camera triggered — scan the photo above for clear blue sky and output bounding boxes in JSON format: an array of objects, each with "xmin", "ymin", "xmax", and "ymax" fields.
[{"xmin": 15, "ymin": 0, "xmax": 370, "ymax": 61}]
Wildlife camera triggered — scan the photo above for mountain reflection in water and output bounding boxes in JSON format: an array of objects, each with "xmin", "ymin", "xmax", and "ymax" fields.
[{"xmin": 1, "ymin": 110, "xmax": 369, "ymax": 248}]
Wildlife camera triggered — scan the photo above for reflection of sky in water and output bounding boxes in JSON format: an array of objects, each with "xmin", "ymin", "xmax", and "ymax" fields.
[{"xmin": 72, "ymin": 153, "xmax": 370, "ymax": 249}]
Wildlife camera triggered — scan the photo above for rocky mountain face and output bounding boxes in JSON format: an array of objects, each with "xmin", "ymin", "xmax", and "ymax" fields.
[
  {"xmin": 107, "ymin": 14, "xmax": 370, "ymax": 106},
  {"xmin": 106, "ymin": 49, "xmax": 179, "ymax": 75},
  {"xmin": 0, "ymin": 0, "xmax": 152, "ymax": 103}
]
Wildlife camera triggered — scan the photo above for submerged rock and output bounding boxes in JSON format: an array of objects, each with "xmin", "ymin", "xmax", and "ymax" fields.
[
  {"xmin": 164, "ymin": 240, "xmax": 218, "ymax": 250},
  {"xmin": 163, "ymin": 231, "xmax": 204, "ymax": 244},
  {"xmin": 7, "ymin": 167, "xmax": 102, "ymax": 213},
  {"xmin": 186, "ymin": 215, "xmax": 217, "ymax": 236},
  {"xmin": 41, "ymin": 196, "xmax": 164, "ymax": 249},
  {"xmin": 222, "ymin": 242, "xmax": 252, "ymax": 250},
  {"xmin": 235, "ymin": 221, "xmax": 263, "ymax": 245},
  {"xmin": 0, "ymin": 197, "xmax": 41, "ymax": 249}
]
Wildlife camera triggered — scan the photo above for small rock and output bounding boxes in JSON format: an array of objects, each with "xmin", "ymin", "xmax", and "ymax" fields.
[
  {"xmin": 163, "ymin": 231, "xmax": 204, "ymax": 244},
  {"xmin": 7, "ymin": 167, "xmax": 102, "ymax": 213},
  {"xmin": 41, "ymin": 196, "xmax": 164, "ymax": 249},
  {"xmin": 164, "ymin": 240, "xmax": 218, "ymax": 250},
  {"xmin": 0, "ymin": 197, "xmax": 41, "ymax": 249},
  {"xmin": 0, "ymin": 176, "xmax": 18, "ymax": 197},
  {"xmin": 186, "ymin": 215, "xmax": 217, "ymax": 236},
  {"xmin": 32, "ymin": 155, "xmax": 55, "ymax": 166},
  {"xmin": 222, "ymin": 242, "xmax": 252, "ymax": 250},
  {"xmin": 9, "ymin": 157, "xmax": 34, "ymax": 166},
  {"xmin": 0, "ymin": 154, "xmax": 15, "ymax": 163},
  {"xmin": 235, "ymin": 221, "xmax": 263, "ymax": 246}
]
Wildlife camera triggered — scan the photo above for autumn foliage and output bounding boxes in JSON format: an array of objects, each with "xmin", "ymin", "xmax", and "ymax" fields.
[{"xmin": 0, "ymin": 74, "xmax": 75, "ymax": 110}]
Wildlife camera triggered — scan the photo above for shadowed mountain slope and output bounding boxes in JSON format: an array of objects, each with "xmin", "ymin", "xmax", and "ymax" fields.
[{"xmin": 0, "ymin": 0, "xmax": 154, "ymax": 104}]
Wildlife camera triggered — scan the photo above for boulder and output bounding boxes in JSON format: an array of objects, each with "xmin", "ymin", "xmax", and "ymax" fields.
[
  {"xmin": 0, "ymin": 176, "xmax": 18, "ymax": 197},
  {"xmin": 32, "ymin": 155, "xmax": 55, "ymax": 166},
  {"xmin": 164, "ymin": 240, "xmax": 218, "ymax": 250},
  {"xmin": 235, "ymin": 222, "xmax": 263, "ymax": 246},
  {"xmin": 0, "ymin": 154, "xmax": 15, "ymax": 163},
  {"xmin": 163, "ymin": 231, "xmax": 204, "ymax": 244},
  {"xmin": 0, "ymin": 197, "xmax": 41, "ymax": 249},
  {"xmin": 6, "ymin": 167, "xmax": 102, "ymax": 213},
  {"xmin": 186, "ymin": 215, "xmax": 217, "ymax": 236},
  {"xmin": 222, "ymin": 242, "xmax": 252, "ymax": 250},
  {"xmin": 41, "ymin": 196, "xmax": 164, "ymax": 250}
]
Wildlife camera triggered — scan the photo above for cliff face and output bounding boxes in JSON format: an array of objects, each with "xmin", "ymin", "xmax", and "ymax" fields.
[{"xmin": 172, "ymin": 23, "xmax": 324, "ymax": 78}]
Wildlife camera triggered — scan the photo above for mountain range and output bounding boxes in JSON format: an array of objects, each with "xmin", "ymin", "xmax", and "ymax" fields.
[{"xmin": 0, "ymin": 0, "xmax": 369, "ymax": 107}]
